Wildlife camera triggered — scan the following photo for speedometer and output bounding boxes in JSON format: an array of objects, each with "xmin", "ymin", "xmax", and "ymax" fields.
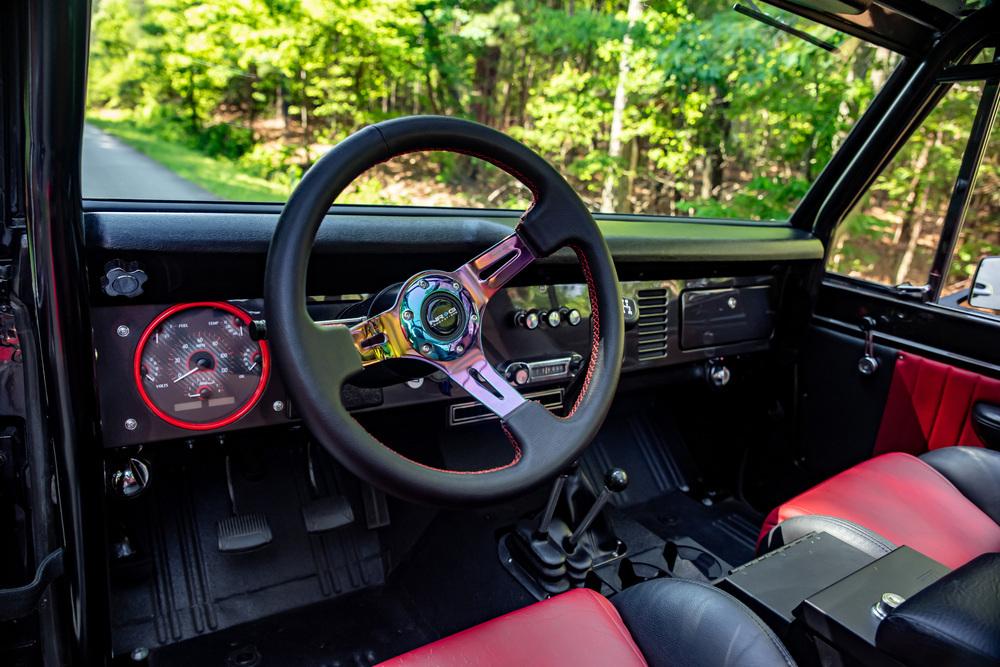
[{"xmin": 133, "ymin": 302, "xmax": 270, "ymax": 430}]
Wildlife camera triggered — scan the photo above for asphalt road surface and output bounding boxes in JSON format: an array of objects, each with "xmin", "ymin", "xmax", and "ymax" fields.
[{"xmin": 82, "ymin": 123, "xmax": 220, "ymax": 200}]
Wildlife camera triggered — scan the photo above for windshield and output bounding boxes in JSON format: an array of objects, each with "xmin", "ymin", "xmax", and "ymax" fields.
[{"xmin": 83, "ymin": 0, "xmax": 896, "ymax": 219}]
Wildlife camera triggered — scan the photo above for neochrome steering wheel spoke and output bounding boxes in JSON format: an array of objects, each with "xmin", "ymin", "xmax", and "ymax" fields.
[
  {"xmin": 455, "ymin": 232, "xmax": 536, "ymax": 303},
  {"xmin": 348, "ymin": 309, "xmax": 413, "ymax": 365},
  {"xmin": 438, "ymin": 344, "xmax": 526, "ymax": 419}
]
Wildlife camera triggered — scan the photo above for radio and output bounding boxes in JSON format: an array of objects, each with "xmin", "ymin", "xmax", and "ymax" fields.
[{"xmin": 500, "ymin": 354, "xmax": 584, "ymax": 387}]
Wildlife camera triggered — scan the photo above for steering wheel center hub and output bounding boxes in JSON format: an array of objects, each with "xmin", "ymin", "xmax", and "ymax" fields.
[
  {"xmin": 400, "ymin": 274, "xmax": 477, "ymax": 360},
  {"xmin": 423, "ymin": 293, "xmax": 463, "ymax": 337}
]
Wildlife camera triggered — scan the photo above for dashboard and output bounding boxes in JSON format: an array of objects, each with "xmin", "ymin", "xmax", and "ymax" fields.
[{"xmin": 92, "ymin": 275, "xmax": 775, "ymax": 448}]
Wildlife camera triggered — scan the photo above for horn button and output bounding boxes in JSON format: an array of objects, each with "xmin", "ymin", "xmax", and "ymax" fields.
[
  {"xmin": 424, "ymin": 293, "xmax": 463, "ymax": 337},
  {"xmin": 399, "ymin": 275, "xmax": 478, "ymax": 362}
]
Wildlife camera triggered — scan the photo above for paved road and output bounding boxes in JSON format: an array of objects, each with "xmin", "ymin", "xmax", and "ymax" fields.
[{"xmin": 82, "ymin": 123, "xmax": 220, "ymax": 200}]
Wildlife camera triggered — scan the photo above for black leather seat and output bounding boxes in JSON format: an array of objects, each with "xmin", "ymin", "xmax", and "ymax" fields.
[
  {"xmin": 759, "ymin": 447, "xmax": 1000, "ymax": 568},
  {"xmin": 614, "ymin": 578, "xmax": 795, "ymax": 667},
  {"xmin": 377, "ymin": 578, "xmax": 794, "ymax": 666}
]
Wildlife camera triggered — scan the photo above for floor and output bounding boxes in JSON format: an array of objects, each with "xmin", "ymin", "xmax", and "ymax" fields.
[
  {"xmin": 137, "ymin": 406, "xmax": 764, "ymax": 666},
  {"xmin": 147, "ymin": 491, "xmax": 759, "ymax": 667}
]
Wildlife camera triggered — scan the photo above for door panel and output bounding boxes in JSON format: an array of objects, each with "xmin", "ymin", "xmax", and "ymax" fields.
[
  {"xmin": 798, "ymin": 326, "xmax": 899, "ymax": 477},
  {"xmin": 874, "ymin": 351, "xmax": 1000, "ymax": 455},
  {"xmin": 800, "ymin": 278, "xmax": 1000, "ymax": 479}
]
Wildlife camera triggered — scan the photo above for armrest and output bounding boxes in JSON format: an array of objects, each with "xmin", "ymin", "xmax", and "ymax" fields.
[
  {"xmin": 876, "ymin": 553, "xmax": 1000, "ymax": 667},
  {"xmin": 919, "ymin": 446, "xmax": 1000, "ymax": 524},
  {"xmin": 971, "ymin": 401, "xmax": 1000, "ymax": 450}
]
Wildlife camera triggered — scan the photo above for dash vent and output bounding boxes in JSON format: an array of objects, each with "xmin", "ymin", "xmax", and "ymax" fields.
[{"xmin": 636, "ymin": 288, "xmax": 669, "ymax": 361}]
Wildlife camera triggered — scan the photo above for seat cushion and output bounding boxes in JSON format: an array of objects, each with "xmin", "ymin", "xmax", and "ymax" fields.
[
  {"xmin": 613, "ymin": 578, "xmax": 795, "ymax": 667},
  {"xmin": 376, "ymin": 588, "xmax": 646, "ymax": 666},
  {"xmin": 759, "ymin": 452, "xmax": 1000, "ymax": 569}
]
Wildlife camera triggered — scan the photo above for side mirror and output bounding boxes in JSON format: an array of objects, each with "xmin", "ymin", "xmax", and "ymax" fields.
[{"xmin": 969, "ymin": 256, "xmax": 1000, "ymax": 311}]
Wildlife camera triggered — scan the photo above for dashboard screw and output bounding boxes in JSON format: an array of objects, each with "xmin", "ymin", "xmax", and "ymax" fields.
[
  {"xmin": 272, "ymin": 400, "xmax": 285, "ymax": 413},
  {"xmin": 455, "ymin": 344, "xmax": 465, "ymax": 354},
  {"xmin": 131, "ymin": 647, "xmax": 149, "ymax": 661},
  {"xmin": 451, "ymin": 281, "xmax": 461, "ymax": 291},
  {"xmin": 418, "ymin": 279, "xmax": 429, "ymax": 289},
  {"xmin": 470, "ymin": 313, "xmax": 479, "ymax": 323},
  {"xmin": 124, "ymin": 418, "xmax": 138, "ymax": 431},
  {"xmin": 727, "ymin": 296, "xmax": 738, "ymax": 310},
  {"xmin": 420, "ymin": 343, "xmax": 433, "ymax": 355},
  {"xmin": 116, "ymin": 325, "xmax": 131, "ymax": 338},
  {"xmin": 402, "ymin": 310, "xmax": 413, "ymax": 321}
]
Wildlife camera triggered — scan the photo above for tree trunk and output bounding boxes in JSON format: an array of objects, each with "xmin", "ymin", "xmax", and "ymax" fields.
[
  {"xmin": 894, "ymin": 185, "xmax": 932, "ymax": 285},
  {"xmin": 299, "ymin": 70, "xmax": 309, "ymax": 131},
  {"xmin": 700, "ymin": 156, "xmax": 712, "ymax": 200},
  {"xmin": 187, "ymin": 68, "xmax": 198, "ymax": 130},
  {"xmin": 275, "ymin": 82, "xmax": 287, "ymax": 130},
  {"xmin": 893, "ymin": 129, "xmax": 941, "ymax": 284},
  {"xmin": 891, "ymin": 131, "xmax": 936, "ymax": 245},
  {"xmin": 518, "ymin": 53, "xmax": 532, "ymax": 127},
  {"xmin": 600, "ymin": 0, "xmax": 642, "ymax": 212},
  {"xmin": 623, "ymin": 138, "xmax": 639, "ymax": 213},
  {"xmin": 472, "ymin": 45, "xmax": 501, "ymax": 126}
]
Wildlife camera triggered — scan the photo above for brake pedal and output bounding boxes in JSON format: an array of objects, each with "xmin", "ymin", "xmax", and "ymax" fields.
[
  {"xmin": 218, "ymin": 513, "xmax": 273, "ymax": 553},
  {"xmin": 217, "ymin": 455, "xmax": 273, "ymax": 553}
]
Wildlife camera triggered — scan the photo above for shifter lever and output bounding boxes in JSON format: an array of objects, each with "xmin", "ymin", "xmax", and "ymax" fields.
[
  {"xmin": 535, "ymin": 468, "xmax": 571, "ymax": 539},
  {"xmin": 565, "ymin": 468, "xmax": 628, "ymax": 550}
]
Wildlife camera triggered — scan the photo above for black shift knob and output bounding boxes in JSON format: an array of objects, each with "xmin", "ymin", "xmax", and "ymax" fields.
[{"xmin": 604, "ymin": 467, "xmax": 628, "ymax": 493}]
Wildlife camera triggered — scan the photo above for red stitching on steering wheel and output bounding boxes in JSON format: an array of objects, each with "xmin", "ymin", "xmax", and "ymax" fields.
[{"xmin": 566, "ymin": 245, "xmax": 600, "ymax": 418}]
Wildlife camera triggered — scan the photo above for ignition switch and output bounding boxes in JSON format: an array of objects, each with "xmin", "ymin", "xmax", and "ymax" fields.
[
  {"xmin": 108, "ymin": 457, "xmax": 151, "ymax": 498},
  {"xmin": 707, "ymin": 359, "xmax": 730, "ymax": 388}
]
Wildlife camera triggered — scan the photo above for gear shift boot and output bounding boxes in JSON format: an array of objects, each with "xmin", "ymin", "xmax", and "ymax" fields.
[{"xmin": 501, "ymin": 466, "xmax": 627, "ymax": 598}]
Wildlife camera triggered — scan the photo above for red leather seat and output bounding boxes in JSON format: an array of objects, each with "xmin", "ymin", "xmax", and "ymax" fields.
[
  {"xmin": 377, "ymin": 588, "xmax": 646, "ymax": 666},
  {"xmin": 759, "ymin": 451, "xmax": 1000, "ymax": 569},
  {"xmin": 377, "ymin": 578, "xmax": 795, "ymax": 666}
]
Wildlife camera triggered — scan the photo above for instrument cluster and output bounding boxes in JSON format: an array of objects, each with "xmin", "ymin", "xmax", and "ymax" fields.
[{"xmin": 133, "ymin": 302, "xmax": 269, "ymax": 430}]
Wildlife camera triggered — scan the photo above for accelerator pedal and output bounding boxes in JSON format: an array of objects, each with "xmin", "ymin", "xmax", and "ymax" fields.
[
  {"xmin": 218, "ymin": 454, "xmax": 273, "ymax": 553},
  {"xmin": 302, "ymin": 495, "xmax": 354, "ymax": 533},
  {"xmin": 301, "ymin": 441, "xmax": 355, "ymax": 533}
]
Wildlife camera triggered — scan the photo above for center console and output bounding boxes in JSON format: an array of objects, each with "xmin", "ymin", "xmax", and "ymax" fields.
[{"xmin": 718, "ymin": 529, "xmax": 1000, "ymax": 667}]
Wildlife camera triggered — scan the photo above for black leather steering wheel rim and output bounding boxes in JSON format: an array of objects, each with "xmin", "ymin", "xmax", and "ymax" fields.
[{"xmin": 264, "ymin": 116, "xmax": 623, "ymax": 505}]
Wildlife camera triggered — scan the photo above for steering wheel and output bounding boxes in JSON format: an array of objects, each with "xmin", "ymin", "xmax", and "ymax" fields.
[{"xmin": 264, "ymin": 116, "xmax": 623, "ymax": 505}]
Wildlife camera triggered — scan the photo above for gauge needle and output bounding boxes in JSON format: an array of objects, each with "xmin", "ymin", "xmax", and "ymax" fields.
[
  {"xmin": 247, "ymin": 361, "xmax": 258, "ymax": 371},
  {"xmin": 173, "ymin": 367, "xmax": 200, "ymax": 383}
]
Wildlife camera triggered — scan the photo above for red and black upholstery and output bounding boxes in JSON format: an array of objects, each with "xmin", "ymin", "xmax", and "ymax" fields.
[
  {"xmin": 378, "ymin": 579, "xmax": 794, "ymax": 667},
  {"xmin": 874, "ymin": 352, "xmax": 1000, "ymax": 455},
  {"xmin": 760, "ymin": 447, "xmax": 1000, "ymax": 569}
]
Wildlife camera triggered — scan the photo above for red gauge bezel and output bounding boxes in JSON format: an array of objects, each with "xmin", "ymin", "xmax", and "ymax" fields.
[{"xmin": 133, "ymin": 301, "xmax": 271, "ymax": 431}]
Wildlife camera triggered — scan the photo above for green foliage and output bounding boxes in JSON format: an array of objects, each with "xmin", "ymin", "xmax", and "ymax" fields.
[
  {"xmin": 85, "ymin": 0, "xmax": 1000, "ymax": 305},
  {"xmin": 89, "ymin": 0, "xmax": 899, "ymax": 219}
]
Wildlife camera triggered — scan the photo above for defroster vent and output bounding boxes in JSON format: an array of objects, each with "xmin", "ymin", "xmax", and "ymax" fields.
[{"xmin": 636, "ymin": 288, "xmax": 668, "ymax": 360}]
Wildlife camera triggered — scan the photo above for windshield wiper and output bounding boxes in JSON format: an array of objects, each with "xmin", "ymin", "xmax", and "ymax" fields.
[{"xmin": 733, "ymin": 2, "xmax": 839, "ymax": 52}]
